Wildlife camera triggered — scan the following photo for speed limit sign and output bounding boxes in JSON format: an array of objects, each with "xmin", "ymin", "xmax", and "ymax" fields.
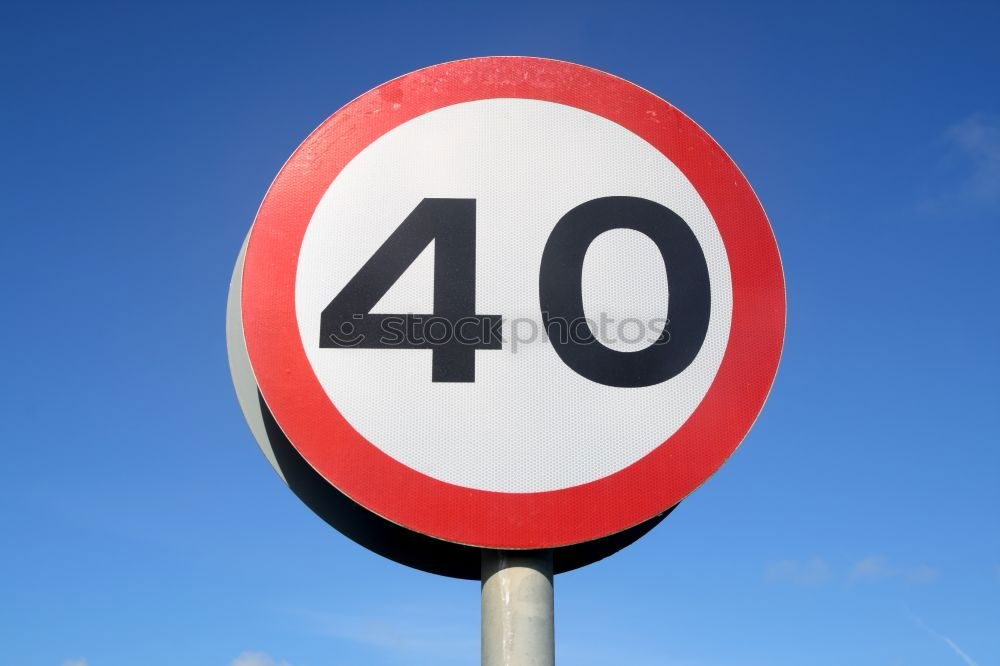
[{"xmin": 233, "ymin": 57, "xmax": 784, "ymax": 555}]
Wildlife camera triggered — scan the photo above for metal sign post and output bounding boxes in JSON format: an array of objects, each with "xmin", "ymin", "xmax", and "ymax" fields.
[{"xmin": 482, "ymin": 550, "xmax": 554, "ymax": 666}]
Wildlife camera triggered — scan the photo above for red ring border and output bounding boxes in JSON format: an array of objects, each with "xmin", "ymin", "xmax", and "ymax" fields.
[{"xmin": 242, "ymin": 57, "xmax": 785, "ymax": 549}]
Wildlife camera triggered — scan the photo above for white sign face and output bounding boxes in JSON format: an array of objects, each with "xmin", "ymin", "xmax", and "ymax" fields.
[
  {"xmin": 295, "ymin": 98, "xmax": 732, "ymax": 492},
  {"xmin": 238, "ymin": 57, "xmax": 784, "ymax": 549}
]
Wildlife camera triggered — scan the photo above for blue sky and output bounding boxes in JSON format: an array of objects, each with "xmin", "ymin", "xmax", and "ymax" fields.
[{"xmin": 1, "ymin": 1, "xmax": 998, "ymax": 665}]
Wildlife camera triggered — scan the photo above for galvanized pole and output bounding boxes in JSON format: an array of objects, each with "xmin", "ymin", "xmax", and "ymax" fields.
[{"xmin": 481, "ymin": 550, "xmax": 555, "ymax": 666}]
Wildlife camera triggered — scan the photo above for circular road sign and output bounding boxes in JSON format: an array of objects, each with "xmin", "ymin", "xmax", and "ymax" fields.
[{"xmin": 236, "ymin": 56, "xmax": 784, "ymax": 552}]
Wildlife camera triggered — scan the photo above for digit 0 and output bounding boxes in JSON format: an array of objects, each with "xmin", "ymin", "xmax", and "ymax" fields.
[{"xmin": 539, "ymin": 196, "xmax": 710, "ymax": 388}]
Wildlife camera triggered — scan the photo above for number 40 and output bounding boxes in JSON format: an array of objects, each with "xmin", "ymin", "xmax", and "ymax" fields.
[{"xmin": 320, "ymin": 196, "xmax": 710, "ymax": 388}]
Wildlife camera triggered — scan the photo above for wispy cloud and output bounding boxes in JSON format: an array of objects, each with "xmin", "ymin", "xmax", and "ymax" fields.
[
  {"xmin": 229, "ymin": 652, "xmax": 290, "ymax": 666},
  {"xmin": 944, "ymin": 113, "xmax": 1000, "ymax": 204},
  {"xmin": 61, "ymin": 660, "xmax": 87, "ymax": 666},
  {"xmin": 765, "ymin": 557, "xmax": 831, "ymax": 585},
  {"xmin": 850, "ymin": 555, "xmax": 938, "ymax": 584},
  {"xmin": 910, "ymin": 613, "xmax": 979, "ymax": 666},
  {"xmin": 766, "ymin": 555, "xmax": 938, "ymax": 585}
]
